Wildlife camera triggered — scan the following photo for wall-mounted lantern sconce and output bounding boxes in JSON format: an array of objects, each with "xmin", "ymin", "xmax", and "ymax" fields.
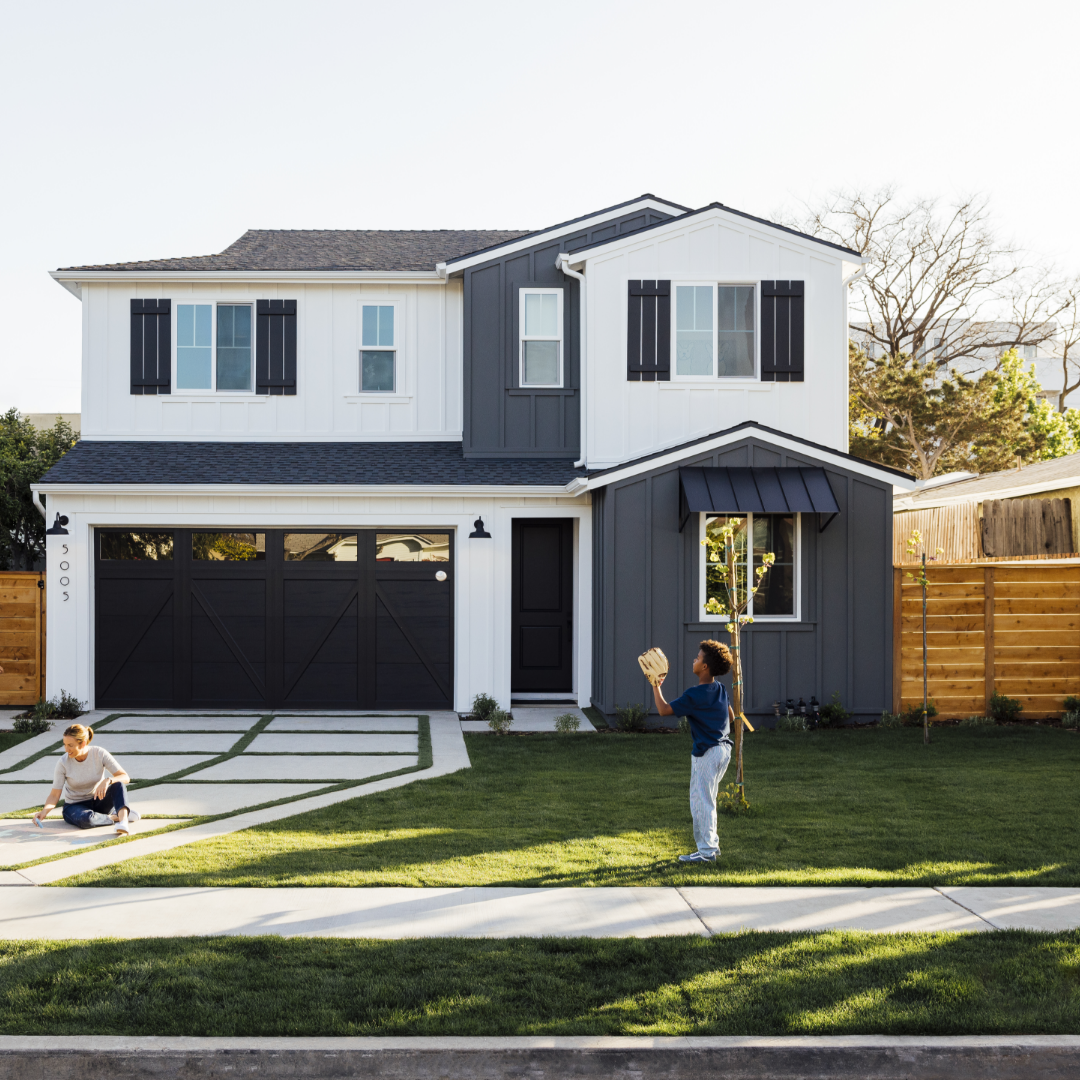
[
  {"xmin": 468, "ymin": 517, "xmax": 491, "ymax": 538},
  {"xmin": 46, "ymin": 514, "xmax": 69, "ymax": 536}
]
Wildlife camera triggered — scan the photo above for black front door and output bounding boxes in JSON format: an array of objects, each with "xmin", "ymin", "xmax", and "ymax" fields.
[
  {"xmin": 511, "ymin": 519, "xmax": 573, "ymax": 692},
  {"xmin": 95, "ymin": 529, "xmax": 453, "ymax": 710}
]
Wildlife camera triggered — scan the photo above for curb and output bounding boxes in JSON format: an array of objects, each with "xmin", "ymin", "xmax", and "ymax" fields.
[{"xmin": 0, "ymin": 1035, "xmax": 1078, "ymax": 1079}]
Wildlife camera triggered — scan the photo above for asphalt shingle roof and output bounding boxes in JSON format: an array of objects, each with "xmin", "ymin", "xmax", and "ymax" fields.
[
  {"xmin": 38, "ymin": 441, "xmax": 585, "ymax": 487},
  {"xmin": 59, "ymin": 230, "xmax": 532, "ymax": 273},
  {"xmin": 897, "ymin": 451, "xmax": 1080, "ymax": 506}
]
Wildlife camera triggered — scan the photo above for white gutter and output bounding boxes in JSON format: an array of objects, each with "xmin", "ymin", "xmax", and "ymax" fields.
[
  {"xmin": 556, "ymin": 254, "xmax": 588, "ymax": 469},
  {"xmin": 32, "ymin": 481, "xmax": 589, "ymax": 498},
  {"xmin": 32, "ymin": 490, "xmax": 47, "ymax": 520}
]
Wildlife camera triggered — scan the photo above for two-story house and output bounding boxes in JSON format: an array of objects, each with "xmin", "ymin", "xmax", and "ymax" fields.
[{"xmin": 36, "ymin": 195, "xmax": 914, "ymax": 720}]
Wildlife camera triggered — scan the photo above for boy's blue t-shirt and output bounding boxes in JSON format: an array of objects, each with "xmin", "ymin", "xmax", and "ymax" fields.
[{"xmin": 669, "ymin": 681, "xmax": 732, "ymax": 757}]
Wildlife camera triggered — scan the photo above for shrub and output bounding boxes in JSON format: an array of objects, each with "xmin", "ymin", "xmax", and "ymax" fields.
[
  {"xmin": 613, "ymin": 702, "xmax": 648, "ymax": 732},
  {"xmin": 878, "ymin": 711, "xmax": 903, "ymax": 729},
  {"xmin": 818, "ymin": 691, "xmax": 852, "ymax": 727},
  {"xmin": 471, "ymin": 693, "xmax": 499, "ymax": 723},
  {"xmin": 487, "ymin": 708, "xmax": 512, "ymax": 734},
  {"xmin": 960, "ymin": 714, "xmax": 995, "ymax": 726},
  {"xmin": 1064, "ymin": 695, "xmax": 1080, "ymax": 713},
  {"xmin": 898, "ymin": 700, "xmax": 938, "ymax": 726},
  {"xmin": 553, "ymin": 713, "xmax": 580, "ymax": 733},
  {"xmin": 12, "ymin": 715, "xmax": 51, "ymax": 735},
  {"xmin": 1061, "ymin": 710, "xmax": 1080, "ymax": 729},
  {"xmin": 718, "ymin": 782, "xmax": 751, "ymax": 815},
  {"xmin": 776, "ymin": 712, "xmax": 807, "ymax": 732},
  {"xmin": 988, "ymin": 690, "xmax": 1022, "ymax": 724},
  {"xmin": 15, "ymin": 690, "xmax": 86, "ymax": 724}
]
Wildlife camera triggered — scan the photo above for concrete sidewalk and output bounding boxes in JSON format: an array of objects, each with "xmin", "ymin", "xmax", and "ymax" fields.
[{"xmin": 1, "ymin": 885, "xmax": 1078, "ymax": 938}]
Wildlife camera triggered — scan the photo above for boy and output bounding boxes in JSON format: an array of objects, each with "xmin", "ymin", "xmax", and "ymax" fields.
[{"xmin": 652, "ymin": 639, "xmax": 734, "ymax": 864}]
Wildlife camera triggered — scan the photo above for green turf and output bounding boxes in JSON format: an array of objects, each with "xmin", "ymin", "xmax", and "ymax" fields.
[
  {"xmin": 0, "ymin": 932, "xmax": 1076, "ymax": 1035},
  {"xmin": 0, "ymin": 731, "xmax": 35, "ymax": 755},
  {"xmin": 66, "ymin": 725, "xmax": 1080, "ymax": 888}
]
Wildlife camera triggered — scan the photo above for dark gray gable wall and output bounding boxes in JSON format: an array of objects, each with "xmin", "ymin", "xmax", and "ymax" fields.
[
  {"xmin": 462, "ymin": 208, "xmax": 676, "ymax": 459},
  {"xmin": 591, "ymin": 435, "xmax": 894, "ymax": 721}
]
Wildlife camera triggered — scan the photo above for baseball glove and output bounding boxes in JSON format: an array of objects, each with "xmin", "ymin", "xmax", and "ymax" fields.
[{"xmin": 637, "ymin": 647, "xmax": 669, "ymax": 686}]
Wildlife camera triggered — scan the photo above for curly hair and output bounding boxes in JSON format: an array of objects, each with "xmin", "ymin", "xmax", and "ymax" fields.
[{"xmin": 699, "ymin": 639, "xmax": 732, "ymax": 678}]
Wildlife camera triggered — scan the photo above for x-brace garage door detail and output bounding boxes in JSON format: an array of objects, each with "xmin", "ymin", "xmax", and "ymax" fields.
[{"xmin": 94, "ymin": 529, "xmax": 453, "ymax": 710}]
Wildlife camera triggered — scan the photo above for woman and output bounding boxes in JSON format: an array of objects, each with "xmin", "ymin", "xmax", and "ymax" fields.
[{"xmin": 32, "ymin": 723, "xmax": 140, "ymax": 834}]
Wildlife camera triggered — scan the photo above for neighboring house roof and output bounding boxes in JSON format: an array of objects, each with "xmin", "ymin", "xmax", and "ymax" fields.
[
  {"xmin": 585, "ymin": 422, "xmax": 914, "ymax": 490},
  {"xmin": 565, "ymin": 202, "xmax": 863, "ymax": 261},
  {"xmin": 35, "ymin": 441, "xmax": 586, "ymax": 488},
  {"xmin": 895, "ymin": 452, "xmax": 1080, "ymax": 511},
  {"xmin": 57, "ymin": 230, "xmax": 534, "ymax": 273}
]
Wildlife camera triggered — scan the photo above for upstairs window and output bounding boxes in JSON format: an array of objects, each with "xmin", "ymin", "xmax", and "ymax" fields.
[
  {"xmin": 520, "ymin": 288, "xmax": 562, "ymax": 387},
  {"xmin": 175, "ymin": 303, "xmax": 253, "ymax": 392},
  {"xmin": 672, "ymin": 285, "xmax": 756, "ymax": 379},
  {"xmin": 361, "ymin": 304, "xmax": 396, "ymax": 392}
]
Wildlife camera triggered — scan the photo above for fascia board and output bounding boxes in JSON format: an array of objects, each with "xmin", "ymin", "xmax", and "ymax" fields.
[
  {"xmin": 76, "ymin": 434, "xmax": 463, "ymax": 443},
  {"xmin": 49, "ymin": 270, "xmax": 446, "ymax": 287},
  {"xmin": 564, "ymin": 207, "xmax": 866, "ymax": 268},
  {"xmin": 32, "ymin": 482, "xmax": 585, "ymax": 498},
  {"xmin": 586, "ymin": 431, "xmax": 916, "ymax": 491},
  {"xmin": 440, "ymin": 199, "xmax": 686, "ymax": 274},
  {"xmin": 895, "ymin": 476, "xmax": 1080, "ymax": 511}
]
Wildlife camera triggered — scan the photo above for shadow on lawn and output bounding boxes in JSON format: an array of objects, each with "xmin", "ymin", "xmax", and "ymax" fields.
[{"xmin": 0, "ymin": 932, "xmax": 1077, "ymax": 1037}]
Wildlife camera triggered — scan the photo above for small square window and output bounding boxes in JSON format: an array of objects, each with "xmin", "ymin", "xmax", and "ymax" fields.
[
  {"xmin": 360, "ymin": 305, "xmax": 396, "ymax": 392},
  {"xmin": 520, "ymin": 289, "xmax": 562, "ymax": 387}
]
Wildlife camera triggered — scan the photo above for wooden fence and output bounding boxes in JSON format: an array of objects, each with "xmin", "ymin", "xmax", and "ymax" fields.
[
  {"xmin": 894, "ymin": 503, "xmax": 983, "ymax": 564},
  {"xmin": 0, "ymin": 571, "xmax": 45, "ymax": 707},
  {"xmin": 894, "ymin": 561, "xmax": 1080, "ymax": 718}
]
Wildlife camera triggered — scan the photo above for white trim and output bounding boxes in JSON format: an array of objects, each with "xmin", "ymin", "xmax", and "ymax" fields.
[
  {"xmin": 74, "ymin": 433, "xmax": 460, "ymax": 443},
  {"xmin": 442, "ymin": 199, "xmax": 688, "ymax": 273},
  {"xmin": 33, "ymin": 482, "xmax": 586, "ymax": 498},
  {"xmin": 51, "ymin": 270, "xmax": 446, "ymax": 287},
  {"xmin": 698, "ymin": 512, "xmax": 801, "ymax": 623},
  {"xmin": 585, "ymin": 425, "xmax": 916, "ymax": 490},
  {"xmin": 519, "ymin": 288, "xmax": 564, "ymax": 388},
  {"xmin": 562, "ymin": 205, "xmax": 866, "ymax": 269}
]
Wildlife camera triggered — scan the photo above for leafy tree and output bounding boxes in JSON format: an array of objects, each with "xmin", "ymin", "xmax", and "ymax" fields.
[
  {"xmin": 992, "ymin": 349, "xmax": 1080, "ymax": 459},
  {"xmin": 0, "ymin": 409, "xmax": 78, "ymax": 570}
]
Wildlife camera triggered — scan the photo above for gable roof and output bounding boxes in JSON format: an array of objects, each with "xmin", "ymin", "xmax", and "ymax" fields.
[
  {"xmin": 565, "ymin": 202, "xmax": 863, "ymax": 262},
  {"xmin": 895, "ymin": 451, "xmax": 1080, "ymax": 511},
  {"xmin": 57, "ymin": 230, "xmax": 534, "ymax": 273}
]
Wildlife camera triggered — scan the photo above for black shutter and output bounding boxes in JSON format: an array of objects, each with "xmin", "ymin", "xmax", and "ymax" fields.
[
  {"xmin": 256, "ymin": 300, "xmax": 297, "ymax": 395},
  {"xmin": 626, "ymin": 280, "xmax": 671, "ymax": 381},
  {"xmin": 760, "ymin": 281, "xmax": 804, "ymax": 382},
  {"xmin": 130, "ymin": 299, "xmax": 171, "ymax": 395}
]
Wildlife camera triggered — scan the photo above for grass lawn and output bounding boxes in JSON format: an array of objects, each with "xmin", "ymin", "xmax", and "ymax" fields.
[
  {"xmin": 0, "ymin": 731, "xmax": 35, "ymax": 756},
  {"xmin": 66, "ymin": 725, "xmax": 1080, "ymax": 888},
  {"xmin": 0, "ymin": 932, "xmax": 1077, "ymax": 1036}
]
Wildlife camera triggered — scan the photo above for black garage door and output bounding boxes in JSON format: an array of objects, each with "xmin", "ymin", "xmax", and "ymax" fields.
[{"xmin": 95, "ymin": 529, "xmax": 453, "ymax": 710}]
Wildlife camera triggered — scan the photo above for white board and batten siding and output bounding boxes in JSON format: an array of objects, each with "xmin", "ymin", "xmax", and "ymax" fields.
[
  {"xmin": 578, "ymin": 211, "xmax": 854, "ymax": 469},
  {"xmin": 80, "ymin": 280, "xmax": 463, "ymax": 441}
]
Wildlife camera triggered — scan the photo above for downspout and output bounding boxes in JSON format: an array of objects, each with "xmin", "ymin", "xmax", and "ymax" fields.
[
  {"xmin": 32, "ymin": 489, "xmax": 47, "ymax": 521},
  {"xmin": 556, "ymin": 254, "xmax": 588, "ymax": 469},
  {"xmin": 841, "ymin": 262, "xmax": 867, "ymax": 455}
]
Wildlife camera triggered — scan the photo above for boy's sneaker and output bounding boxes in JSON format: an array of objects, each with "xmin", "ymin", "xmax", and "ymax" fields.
[{"xmin": 678, "ymin": 851, "xmax": 717, "ymax": 863}]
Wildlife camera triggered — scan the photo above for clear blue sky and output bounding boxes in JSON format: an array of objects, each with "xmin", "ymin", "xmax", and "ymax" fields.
[{"xmin": 2, "ymin": 0, "xmax": 1075, "ymax": 412}]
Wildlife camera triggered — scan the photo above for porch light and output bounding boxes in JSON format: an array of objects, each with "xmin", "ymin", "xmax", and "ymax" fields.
[
  {"xmin": 469, "ymin": 517, "xmax": 491, "ymax": 538},
  {"xmin": 46, "ymin": 514, "xmax": 69, "ymax": 536}
]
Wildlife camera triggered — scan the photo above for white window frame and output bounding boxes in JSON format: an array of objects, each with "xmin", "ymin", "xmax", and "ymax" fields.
[
  {"xmin": 172, "ymin": 300, "xmax": 257, "ymax": 395},
  {"xmin": 356, "ymin": 298, "xmax": 405, "ymax": 396},
  {"xmin": 698, "ymin": 511, "xmax": 801, "ymax": 622},
  {"xmin": 519, "ymin": 287, "xmax": 564, "ymax": 388},
  {"xmin": 670, "ymin": 282, "xmax": 760, "ymax": 383}
]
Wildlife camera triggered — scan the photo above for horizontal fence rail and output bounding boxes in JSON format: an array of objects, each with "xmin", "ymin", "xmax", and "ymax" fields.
[
  {"xmin": 893, "ymin": 561, "xmax": 1080, "ymax": 718},
  {"xmin": 0, "ymin": 571, "xmax": 45, "ymax": 707}
]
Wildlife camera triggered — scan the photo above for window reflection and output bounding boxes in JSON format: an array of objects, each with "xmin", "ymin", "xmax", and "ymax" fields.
[
  {"xmin": 284, "ymin": 533, "xmax": 358, "ymax": 562},
  {"xmin": 192, "ymin": 533, "xmax": 265, "ymax": 561},
  {"xmin": 375, "ymin": 533, "xmax": 450, "ymax": 562},
  {"xmin": 705, "ymin": 513, "xmax": 795, "ymax": 617},
  {"xmin": 100, "ymin": 532, "xmax": 174, "ymax": 561}
]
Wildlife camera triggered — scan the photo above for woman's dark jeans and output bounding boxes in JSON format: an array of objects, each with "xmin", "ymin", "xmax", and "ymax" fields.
[{"xmin": 62, "ymin": 782, "xmax": 128, "ymax": 829}]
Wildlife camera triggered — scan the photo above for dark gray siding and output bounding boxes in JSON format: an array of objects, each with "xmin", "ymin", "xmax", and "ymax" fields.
[
  {"xmin": 462, "ymin": 209, "xmax": 675, "ymax": 458},
  {"xmin": 591, "ymin": 436, "xmax": 894, "ymax": 721}
]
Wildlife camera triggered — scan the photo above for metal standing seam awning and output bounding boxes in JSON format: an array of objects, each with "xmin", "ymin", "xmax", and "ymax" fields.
[{"xmin": 679, "ymin": 467, "xmax": 841, "ymax": 532}]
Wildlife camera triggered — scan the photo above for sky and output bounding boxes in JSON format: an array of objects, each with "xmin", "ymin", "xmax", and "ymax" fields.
[{"xmin": 2, "ymin": 0, "xmax": 1077, "ymax": 413}]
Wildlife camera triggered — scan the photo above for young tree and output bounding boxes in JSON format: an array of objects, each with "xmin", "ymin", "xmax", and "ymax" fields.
[
  {"xmin": 794, "ymin": 187, "xmax": 1064, "ymax": 370},
  {"xmin": 701, "ymin": 519, "xmax": 774, "ymax": 799},
  {"xmin": 0, "ymin": 410, "xmax": 78, "ymax": 570}
]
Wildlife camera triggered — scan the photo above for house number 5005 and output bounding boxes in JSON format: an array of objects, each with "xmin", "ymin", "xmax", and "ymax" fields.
[{"xmin": 60, "ymin": 543, "xmax": 70, "ymax": 599}]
